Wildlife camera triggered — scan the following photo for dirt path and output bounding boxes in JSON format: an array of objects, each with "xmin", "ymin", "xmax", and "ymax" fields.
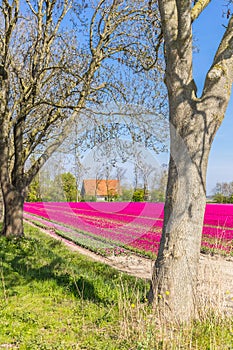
[{"xmin": 26, "ymin": 221, "xmax": 233, "ymax": 314}]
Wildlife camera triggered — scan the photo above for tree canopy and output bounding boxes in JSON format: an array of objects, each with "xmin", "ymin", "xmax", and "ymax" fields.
[{"xmin": 0, "ymin": 0, "xmax": 166, "ymax": 236}]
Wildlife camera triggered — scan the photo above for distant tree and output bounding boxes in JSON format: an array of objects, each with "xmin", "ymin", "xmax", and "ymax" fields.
[
  {"xmin": 26, "ymin": 174, "xmax": 41, "ymax": 202},
  {"xmin": 150, "ymin": 189, "xmax": 164, "ymax": 202},
  {"xmin": 213, "ymin": 181, "xmax": 233, "ymax": 203},
  {"xmin": 60, "ymin": 172, "xmax": 77, "ymax": 202},
  {"xmin": 37, "ymin": 169, "xmax": 56, "ymax": 202},
  {"xmin": 130, "ymin": 147, "xmax": 160, "ymax": 200},
  {"xmin": 150, "ymin": 168, "xmax": 168, "ymax": 202},
  {"xmin": 120, "ymin": 186, "xmax": 134, "ymax": 201},
  {"xmin": 115, "ymin": 166, "xmax": 126, "ymax": 196},
  {"xmin": 214, "ymin": 181, "xmax": 233, "ymax": 197},
  {"xmin": 132, "ymin": 188, "xmax": 144, "ymax": 202},
  {"xmin": 26, "ymin": 157, "xmax": 42, "ymax": 202},
  {"xmin": 212, "ymin": 193, "xmax": 227, "ymax": 203}
]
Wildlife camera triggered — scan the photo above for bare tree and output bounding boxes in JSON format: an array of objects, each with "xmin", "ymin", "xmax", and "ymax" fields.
[
  {"xmin": 0, "ymin": 0, "xmax": 163, "ymax": 236},
  {"xmin": 149, "ymin": 0, "xmax": 233, "ymax": 322},
  {"xmin": 115, "ymin": 166, "xmax": 125, "ymax": 196}
]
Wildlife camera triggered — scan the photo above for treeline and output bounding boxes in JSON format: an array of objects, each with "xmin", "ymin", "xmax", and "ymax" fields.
[
  {"xmin": 212, "ymin": 181, "xmax": 233, "ymax": 203},
  {"xmin": 27, "ymin": 172, "xmax": 77, "ymax": 202},
  {"xmin": 26, "ymin": 171, "xmax": 167, "ymax": 203}
]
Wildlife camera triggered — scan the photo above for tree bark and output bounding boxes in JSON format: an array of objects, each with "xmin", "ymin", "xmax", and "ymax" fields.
[
  {"xmin": 149, "ymin": 1, "xmax": 233, "ymax": 323},
  {"xmin": 0, "ymin": 127, "xmax": 25, "ymax": 237},
  {"xmin": 1, "ymin": 182, "xmax": 24, "ymax": 237},
  {"xmin": 0, "ymin": 119, "xmax": 25, "ymax": 237},
  {"xmin": 149, "ymin": 120, "xmax": 210, "ymax": 322},
  {"xmin": 0, "ymin": 187, "xmax": 3, "ymax": 222}
]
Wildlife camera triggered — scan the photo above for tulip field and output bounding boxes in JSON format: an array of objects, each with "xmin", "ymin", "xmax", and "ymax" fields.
[{"xmin": 24, "ymin": 202, "xmax": 233, "ymax": 257}]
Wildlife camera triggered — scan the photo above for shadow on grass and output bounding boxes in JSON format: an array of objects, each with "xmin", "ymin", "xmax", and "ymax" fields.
[
  {"xmin": 12, "ymin": 255, "xmax": 102, "ymax": 302},
  {"xmin": 0, "ymin": 229, "xmax": 113, "ymax": 304}
]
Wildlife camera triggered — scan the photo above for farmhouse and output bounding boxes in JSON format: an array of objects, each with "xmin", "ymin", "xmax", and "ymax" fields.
[{"xmin": 81, "ymin": 179, "xmax": 121, "ymax": 201}]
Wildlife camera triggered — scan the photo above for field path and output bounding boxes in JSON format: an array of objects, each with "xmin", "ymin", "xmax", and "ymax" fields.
[{"xmin": 25, "ymin": 220, "xmax": 233, "ymax": 315}]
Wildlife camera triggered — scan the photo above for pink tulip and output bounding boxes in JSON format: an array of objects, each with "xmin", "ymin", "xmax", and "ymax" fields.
[{"xmin": 24, "ymin": 202, "xmax": 233, "ymax": 255}]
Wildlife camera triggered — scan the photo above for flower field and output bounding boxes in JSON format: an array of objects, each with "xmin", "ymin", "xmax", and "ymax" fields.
[{"xmin": 23, "ymin": 202, "xmax": 233, "ymax": 257}]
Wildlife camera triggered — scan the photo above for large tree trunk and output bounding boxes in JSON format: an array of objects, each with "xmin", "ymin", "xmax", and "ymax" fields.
[
  {"xmin": 149, "ymin": 123, "xmax": 209, "ymax": 322},
  {"xmin": 150, "ymin": 0, "xmax": 233, "ymax": 323},
  {"xmin": 1, "ymin": 182, "xmax": 24, "ymax": 237},
  {"xmin": 0, "ymin": 128, "xmax": 25, "ymax": 237},
  {"xmin": 0, "ymin": 187, "xmax": 3, "ymax": 222}
]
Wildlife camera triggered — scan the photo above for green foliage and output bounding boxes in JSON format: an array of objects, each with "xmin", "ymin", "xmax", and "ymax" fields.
[
  {"xmin": 213, "ymin": 193, "xmax": 233, "ymax": 204},
  {"xmin": 26, "ymin": 175, "xmax": 41, "ymax": 202},
  {"xmin": 119, "ymin": 187, "xmax": 133, "ymax": 201},
  {"xmin": 27, "ymin": 172, "xmax": 77, "ymax": 202},
  {"xmin": 213, "ymin": 181, "xmax": 233, "ymax": 203},
  {"xmin": 60, "ymin": 172, "xmax": 77, "ymax": 202},
  {"xmin": 80, "ymin": 195, "xmax": 97, "ymax": 202},
  {"xmin": 132, "ymin": 188, "xmax": 144, "ymax": 202}
]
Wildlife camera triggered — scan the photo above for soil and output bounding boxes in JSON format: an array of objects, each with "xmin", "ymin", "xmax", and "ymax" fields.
[{"xmin": 27, "ymin": 221, "xmax": 233, "ymax": 314}]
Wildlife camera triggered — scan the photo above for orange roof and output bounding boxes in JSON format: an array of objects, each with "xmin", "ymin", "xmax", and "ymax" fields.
[{"xmin": 82, "ymin": 179, "xmax": 121, "ymax": 196}]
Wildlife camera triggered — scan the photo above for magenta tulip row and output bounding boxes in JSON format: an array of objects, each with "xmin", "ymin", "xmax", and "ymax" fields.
[{"xmin": 23, "ymin": 202, "xmax": 233, "ymax": 255}]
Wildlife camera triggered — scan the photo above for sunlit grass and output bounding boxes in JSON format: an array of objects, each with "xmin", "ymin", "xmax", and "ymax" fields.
[{"xmin": 0, "ymin": 223, "xmax": 232, "ymax": 349}]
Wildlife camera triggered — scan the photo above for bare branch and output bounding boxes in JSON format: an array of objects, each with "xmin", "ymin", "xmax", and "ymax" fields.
[
  {"xmin": 191, "ymin": 0, "xmax": 211, "ymax": 22},
  {"xmin": 202, "ymin": 14, "xmax": 233, "ymax": 122}
]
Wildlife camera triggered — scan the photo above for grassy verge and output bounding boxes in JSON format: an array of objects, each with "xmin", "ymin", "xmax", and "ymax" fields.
[{"xmin": 0, "ymin": 223, "xmax": 232, "ymax": 349}]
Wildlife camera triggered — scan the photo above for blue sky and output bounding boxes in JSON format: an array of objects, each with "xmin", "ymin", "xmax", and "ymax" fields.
[
  {"xmin": 192, "ymin": 0, "xmax": 233, "ymax": 194},
  {"xmin": 157, "ymin": 1, "xmax": 233, "ymax": 195},
  {"xmin": 59, "ymin": 1, "xmax": 233, "ymax": 195}
]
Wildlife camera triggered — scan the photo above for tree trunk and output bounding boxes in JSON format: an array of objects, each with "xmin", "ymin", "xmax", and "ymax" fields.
[
  {"xmin": 1, "ymin": 182, "xmax": 24, "ymax": 237},
  {"xmin": 149, "ymin": 0, "xmax": 233, "ymax": 323},
  {"xmin": 0, "ymin": 187, "xmax": 3, "ymax": 222},
  {"xmin": 148, "ymin": 116, "xmax": 211, "ymax": 323},
  {"xmin": 0, "ymin": 119, "xmax": 25, "ymax": 237},
  {"xmin": 150, "ymin": 166, "xmax": 207, "ymax": 322}
]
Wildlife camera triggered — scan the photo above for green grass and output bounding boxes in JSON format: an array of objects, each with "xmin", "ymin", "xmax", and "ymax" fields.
[
  {"xmin": 0, "ymin": 223, "xmax": 232, "ymax": 349},
  {"xmin": 0, "ymin": 223, "xmax": 148, "ymax": 349}
]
